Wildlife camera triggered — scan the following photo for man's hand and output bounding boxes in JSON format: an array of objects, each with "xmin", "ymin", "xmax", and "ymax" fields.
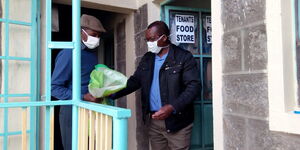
[
  {"xmin": 152, "ymin": 104, "xmax": 174, "ymax": 120},
  {"xmin": 83, "ymin": 93, "xmax": 103, "ymax": 103}
]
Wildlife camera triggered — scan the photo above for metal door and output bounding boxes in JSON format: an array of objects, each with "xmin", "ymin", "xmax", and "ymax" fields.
[{"xmin": 164, "ymin": 6, "xmax": 213, "ymax": 150}]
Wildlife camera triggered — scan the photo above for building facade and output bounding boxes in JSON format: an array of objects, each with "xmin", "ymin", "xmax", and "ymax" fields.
[{"xmin": 1, "ymin": 0, "xmax": 300, "ymax": 150}]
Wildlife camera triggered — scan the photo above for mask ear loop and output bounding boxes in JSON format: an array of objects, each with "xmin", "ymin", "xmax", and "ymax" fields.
[
  {"xmin": 159, "ymin": 34, "xmax": 170, "ymax": 48},
  {"xmin": 82, "ymin": 29, "xmax": 89, "ymax": 36},
  {"xmin": 158, "ymin": 34, "xmax": 167, "ymax": 41}
]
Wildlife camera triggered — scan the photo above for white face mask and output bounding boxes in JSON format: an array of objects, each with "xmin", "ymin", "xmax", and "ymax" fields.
[
  {"xmin": 147, "ymin": 35, "xmax": 165, "ymax": 54},
  {"xmin": 82, "ymin": 29, "xmax": 100, "ymax": 49}
]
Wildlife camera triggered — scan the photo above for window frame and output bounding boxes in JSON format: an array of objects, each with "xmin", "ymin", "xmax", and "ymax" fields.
[
  {"xmin": 0, "ymin": 0, "xmax": 40, "ymax": 149},
  {"xmin": 267, "ymin": 0, "xmax": 300, "ymax": 134}
]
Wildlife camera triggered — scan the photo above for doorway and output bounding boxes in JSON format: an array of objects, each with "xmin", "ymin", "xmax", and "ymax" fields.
[
  {"xmin": 162, "ymin": 2, "xmax": 213, "ymax": 150},
  {"xmin": 51, "ymin": 4, "xmax": 118, "ymax": 149}
]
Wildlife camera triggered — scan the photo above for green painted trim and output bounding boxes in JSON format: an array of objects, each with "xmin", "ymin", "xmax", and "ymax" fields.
[
  {"xmin": 0, "ymin": 130, "xmax": 30, "ymax": 136},
  {"xmin": 194, "ymin": 100, "xmax": 213, "ymax": 104},
  {"xmin": 3, "ymin": 0, "xmax": 10, "ymax": 148},
  {"xmin": 45, "ymin": 0, "xmax": 52, "ymax": 148},
  {"xmin": 0, "ymin": 0, "xmax": 132, "ymax": 149},
  {"xmin": 1, "ymin": 0, "xmax": 39, "ymax": 149},
  {"xmin": 163, "ymin": 5, "xmax": 210, "ymax": 25},
  {"xmin": 71, "ymin": 105, "xmax": 78, "ymax": 149},
  {"xmin": 71, "ymin": 0, "xmax": 81, "ymax": 149},
  {"xmin": 44, "ymin": 106, "xmax": 51, "ymax": 150},
  {"xmin": 0, "ymin": 101, "xmax": 73, "ymax": 108},
  {"xmin": 48, "ymin": 42, "xmax": 74, "ymax": 49},
  {"xmin": 35, "ymin": 0, "xmax": 41, "ymax": 148},
  {"xmin": 0, "ymin": 100, "xmax": 131, "ymax": 118},
  {"xmin": 45, "ymin": 0, "xmax": 52, "ymax": 103},
  {"xmin": 30, "ymin": 0, "xmax": 38, "ymax": 149},
  {"xmin": 0, "ymin": 56, "xmax": 32, "ymax": 61},
  {"xmin": 164, "ymin": 5, "xmax": 211, "ymax": 14},
  {"xmin": 42, "ymin": 0, "xmax": 131, "ymax": 149},
  {"xmin": 113, "ymin": 118, "xmax": 128, "ymax": 150},
  {"xmin": 164, "ymin": 6, "xmax": 170, "ymax": 26},
  {"xmin": 0, "ymin": 18, "xmax": 31, "ymax": 26},
  {"xmin": 192, "ymin": 55, "xmax": 212, "ymax": 58},
  {"xmin": 0, "ymin": 94, "xmax": 31, "ymax": 97},
  {"xmin": 75, "ymin": 101, "xmax": 131, "ymax": 118}
]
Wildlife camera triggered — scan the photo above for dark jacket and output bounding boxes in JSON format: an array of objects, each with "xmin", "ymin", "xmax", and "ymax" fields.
[{"xmin": 112, "ymin": 44, "xmax": 201, "ymax": 132}]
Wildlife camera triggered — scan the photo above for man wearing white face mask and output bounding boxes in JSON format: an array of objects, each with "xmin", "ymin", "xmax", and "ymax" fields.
[
  {"xmin": 110, "ymin": 21, "xmax": 201, "ymax": 150},
  {"xmin": 51, "ymin": 14, "xmax": 106, "ymax": 150}
]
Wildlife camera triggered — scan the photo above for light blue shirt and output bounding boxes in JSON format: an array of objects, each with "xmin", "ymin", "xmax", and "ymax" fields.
[{"xmin": 150, "ymin": 52, "xmax": 168, "ymax": 111}]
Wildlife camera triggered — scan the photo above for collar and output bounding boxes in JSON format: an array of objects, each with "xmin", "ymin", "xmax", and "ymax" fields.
[
  {"xmin": 155, "ymin": 52, "xmax": 169, "ymax": 60},
  {"xmin": 147, "ymin": 44, "xmax": 176, "ymax": 66},
  {"xmin": 81, "ymin": 42, "xmax": 87, "ymax": 50},
  {"xmin": 164, "ymin": 44, "xmax": 176, "ymax": 64}
]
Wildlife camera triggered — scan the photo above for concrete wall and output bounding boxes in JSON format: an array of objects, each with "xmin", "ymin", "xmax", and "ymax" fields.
[
  {"xmin": 133, "ymin": 4, "xmax": 150, "ymax": 150},
  {"xmin": 115, "ymin": 19, "xmax": 127, "ymax": 108},
  {"xmin": 124, "ymin": 12, "xmax": 138, "ymax": 150},
  {"xmin": 219, "ymin": 0, "xmax": 300, "ymax": 149},
  {"xmin": 80, "ymin": 0, "xmax": 137, "ymax": 11},
  {"xmin": 53, "ymin": 0, "xmax": 137, "ymax": 14}
]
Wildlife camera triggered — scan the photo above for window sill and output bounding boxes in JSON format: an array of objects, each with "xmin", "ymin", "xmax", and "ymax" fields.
[
  {"xmin": 267, "ymin": 0, "xmax": 300, "ymax": 135},
  {"xmin": 269, "ymin": 111, "xmax": 300, "ymax": 134}
]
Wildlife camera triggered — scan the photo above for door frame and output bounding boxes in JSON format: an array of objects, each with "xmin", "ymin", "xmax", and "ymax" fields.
[{"xmin": 161, "ymin": 5, "xmax": 213, "ymax": 150}]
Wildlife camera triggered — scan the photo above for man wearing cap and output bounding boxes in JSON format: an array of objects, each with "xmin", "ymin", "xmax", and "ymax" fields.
[{"xmin": 51, "ymin": 14, "xmax": 106, "ymax": 150}]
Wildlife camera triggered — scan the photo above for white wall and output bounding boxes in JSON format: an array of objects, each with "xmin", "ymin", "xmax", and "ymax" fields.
[
  {"xmin": 54, "ymin": 0, "xmax": 137, "ymax": 14},
  {"xmin": 211, "ymin": 0, "xmax": 223, "ymax": 149}
]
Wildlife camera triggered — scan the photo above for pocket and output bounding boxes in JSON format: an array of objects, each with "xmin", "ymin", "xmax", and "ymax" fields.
[
  {"xmin": 167, "ymin": 65, "xmax": 182, "ymax": 75},
  {"xmin": 169, "ymin": 67, "xmax": 182, "ymax": 74}
]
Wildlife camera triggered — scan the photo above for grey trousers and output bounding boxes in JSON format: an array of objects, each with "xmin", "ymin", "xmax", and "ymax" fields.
[{"xmin": 148, "ymin": 119, "xmax": 193, "ymax": 150}]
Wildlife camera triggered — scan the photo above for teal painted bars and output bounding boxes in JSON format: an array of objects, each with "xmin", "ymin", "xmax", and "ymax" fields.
[
  {"xmin": 0, "ymin": 0, "xmax": 38, "ymax": 149},
  {"xmin": 71, "ymin": 0, "xmax": 81, "ymax": 149},
  {"xmin": 45, "ymin": 0, "xmax": 131, "ymax": 150}
]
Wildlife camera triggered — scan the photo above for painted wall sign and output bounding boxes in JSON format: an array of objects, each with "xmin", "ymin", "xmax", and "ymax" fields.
[{"xmin": 175, "ymin": 14, "xmax": 195, "ymax": 43}]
